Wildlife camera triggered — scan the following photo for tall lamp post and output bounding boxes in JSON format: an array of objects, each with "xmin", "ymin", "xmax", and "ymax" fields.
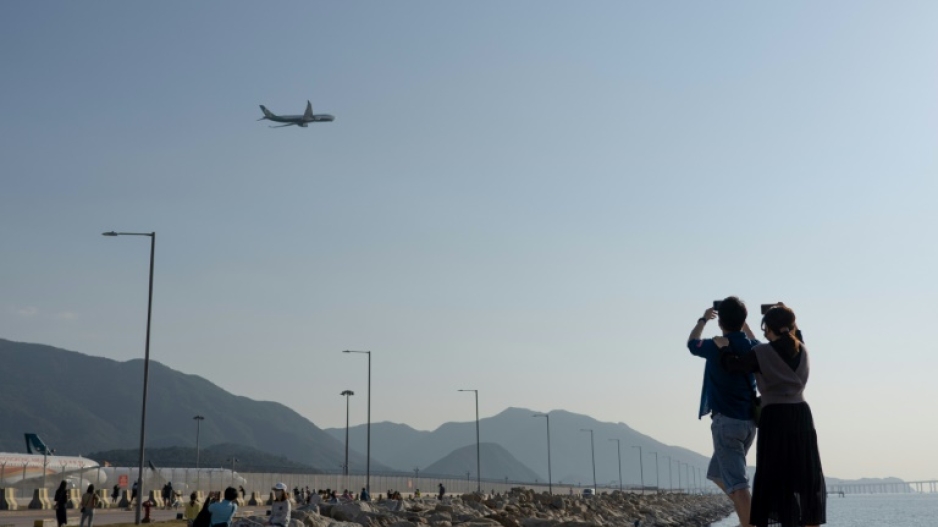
[
  {"xmin": 676, "ymin": 460, "xmax": 682, "ymax": 492},
  {"xmin": 532, "ymin": 413, "xmax": 552, "ymax": 495},
  {"xmin": 631, "ymin": 446, "xmax": 644, "ymax": 493},
  {"xmin": 648, "ymin": 451, "xmax": 660, "ymax": 492},
  {"xmin": 102, "ymin": 230, "xmax": 155, "ymax": 525},
  {"xmin": 608, "ymin": 439, "xmax": 623, "ymax": 492},
  {"xmin": 193, "ymin": 415, "xmax": 205, "ymax": 491},
  {"xmin": 662, "ymin": 456, "xmax": 672, "ymax": 492},
  {"xmin": 458, "ymin": 389, "xmax": 481, "ymax": 493},
  {"xmin": 342, "ymin": 351, "xmax": 371, "ymax": 492},
  {"xmin": 579, "ymin": 429, "xmax": 596, "ymax": 490},
  {"xmin": 340, "ymin": 390, "xmax": 354, "ymax": 476},
  {"xmin": 227, "ymin": 458, "xmax": 238, "ymax": 488}
]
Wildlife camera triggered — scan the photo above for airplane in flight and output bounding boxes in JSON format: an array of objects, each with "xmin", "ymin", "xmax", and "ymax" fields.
[{"xmin": 258, "ymin": 100, "xmax": 335, "ymax": 128}]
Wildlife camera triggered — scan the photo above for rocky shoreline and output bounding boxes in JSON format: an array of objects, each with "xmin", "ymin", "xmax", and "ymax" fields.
[{"xmin": 239, "ymin": 489, "xmax": 734, "ymax": 527}]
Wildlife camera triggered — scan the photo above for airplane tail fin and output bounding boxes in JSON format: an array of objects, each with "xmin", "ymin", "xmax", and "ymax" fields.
[
  {"xmin": 304, "ymin": 100, "xmax": 314, "ymax": 120},
  {"xmin": 258, "ymin": 105, "xmax": 275, "ymax": 120},
  {"xmin": 25, "ymin": 433, "xmax": 52, "ymax": 455}
]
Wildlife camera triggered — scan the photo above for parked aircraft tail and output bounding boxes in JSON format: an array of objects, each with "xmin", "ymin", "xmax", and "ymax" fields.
[
  {"xmin": 258, "ymin": 105, "xmax": 275, "ymax": 120},
  {"xmin": 25, "ymin": 433, "xmax": 52, "ymax": 455}
]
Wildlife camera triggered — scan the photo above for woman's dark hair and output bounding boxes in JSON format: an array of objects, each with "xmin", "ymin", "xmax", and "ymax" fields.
[
  {"xmin": 763, "ymin": 305, "xmax": 802, "ymax": 357},
  {"xmin": 87, "ymin": 484, "xmax": 95, "ymax": 494},
  {"xmin": 224, "ymin": 487, "xmax": 238, "ymax": 501},
  {"xmin": 190, "ymin": 492, "xmax": 198, "ymax": 504},
  {"xmin": 717, "ymin": 296, "xmax": 747, "ymax": 332},
  {"xmin": 58, "ymin": 481, "xmax": 67, "ymax": 491}
]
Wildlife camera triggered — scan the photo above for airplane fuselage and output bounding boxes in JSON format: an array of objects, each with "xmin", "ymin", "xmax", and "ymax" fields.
[
  {"xmin": 0, "ymin": 452, "xmax": 101, "ymax": 487},
  {"xmin": 259, "ymin": 101, "xmax": 334, "ymax": 128},
  {"xmin": 266, "ymin": 114, "xmax": 335, "ymax": 126}
]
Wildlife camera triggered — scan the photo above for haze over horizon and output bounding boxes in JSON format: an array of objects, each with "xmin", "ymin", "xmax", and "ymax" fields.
[{"xmin": 2, "ymin": 2, "xmax": 936, "ymax": 483}]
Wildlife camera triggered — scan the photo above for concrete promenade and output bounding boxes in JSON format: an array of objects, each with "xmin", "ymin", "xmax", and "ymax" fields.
[{"xmin": 0, "ymin": 509, "xmax": 181, "ymax": 527}]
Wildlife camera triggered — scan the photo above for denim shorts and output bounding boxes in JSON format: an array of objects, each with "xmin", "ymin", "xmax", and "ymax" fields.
[{"xmin": 707, "ymin": 413, "xmax": 755, "ymax": 494}]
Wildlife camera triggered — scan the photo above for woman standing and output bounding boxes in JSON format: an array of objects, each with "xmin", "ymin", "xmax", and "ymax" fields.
[
  {"xmin": 79, "ymin": 485, "xmax": 99, "ymax": 527},
  {"xmin": 721, "ymin": 305, "xmax": 826, "ymax": 527},
  {"xmin": 54, "ymin": 481, "xmax": 68, "ymax": 527}
]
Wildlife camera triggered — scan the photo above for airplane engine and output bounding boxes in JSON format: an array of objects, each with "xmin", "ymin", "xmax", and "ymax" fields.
[{"xmin": 299, "ymin": 123, "xmax": 308, "ymax": 127}]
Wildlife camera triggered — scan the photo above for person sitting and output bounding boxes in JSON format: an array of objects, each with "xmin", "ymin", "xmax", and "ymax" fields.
[
  {"xmin": 207, "ymin": 488, "xmax": 238, "ymax": 527},
  {"xmin": 185, "ymin": 492, "xmax": 201, "ymax": 527},
  {"xmin": 269, "ymin": 483, "xmax": 292, "ymax": 527},
  {"xmin": 414, "ymin": 489, "xmax": 421, "ymax": 498},
  {"xmin": 360, "ymin": 488, "xmax": 370, "ymax": 502}
]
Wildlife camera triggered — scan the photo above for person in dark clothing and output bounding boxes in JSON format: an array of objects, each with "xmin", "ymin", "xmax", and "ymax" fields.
[
  {"xmin": 131, "ymin": 481, "xmax": 138, "ymax": 502},
  {"xmin": 437, "ymin": 483, "xmax": 445, "ymax": 501},
  {"xmin": 111, "ymin": 484, "xmax": 120, "ymax": 503},
  {"xmin": 687, "ymin": 297, "xmax": 760, "ymax": 527},
  {"xmin": 54, "ymin": 481, "xmax": 68, "ymax": 527},
  {"xmin": 719, "ymin": 305, "xmax": 826, "ymax": 527}
]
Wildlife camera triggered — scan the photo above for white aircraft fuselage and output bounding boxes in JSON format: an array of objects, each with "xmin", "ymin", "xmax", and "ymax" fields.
[{"xmin": 0, "ymin": 452, "xmax": 102, "ymax": 488}]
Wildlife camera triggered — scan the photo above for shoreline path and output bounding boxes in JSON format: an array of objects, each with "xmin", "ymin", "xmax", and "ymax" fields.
[{"xmin": 0, "ymin": 509, "xmax": 182, "ymax": 527}]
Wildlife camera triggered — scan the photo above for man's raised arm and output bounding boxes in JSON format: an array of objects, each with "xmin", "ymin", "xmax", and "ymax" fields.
[{"xmin": 689, "ymin": 307, "xmax": 717, "ymax": 342}]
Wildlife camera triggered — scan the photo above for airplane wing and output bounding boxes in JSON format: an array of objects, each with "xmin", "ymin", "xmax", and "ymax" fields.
[
  {"xmin": 269, "ymin": 123, "xmax": 296, "ymax": 128},
  {"xmin": 304, "ymin": 101, "xmax": 314, "ymax": 120}
]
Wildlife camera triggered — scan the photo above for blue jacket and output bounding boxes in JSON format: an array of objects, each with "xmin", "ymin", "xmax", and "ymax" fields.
[{"xmin": 688, "ymin": 331, "xmax": 758, "ymax": 420}]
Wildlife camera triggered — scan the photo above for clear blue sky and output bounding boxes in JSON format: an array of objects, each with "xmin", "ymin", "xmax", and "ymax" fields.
[{"xmin": 2, "ymin": 2, "xmax": 936, "ymax": 481}]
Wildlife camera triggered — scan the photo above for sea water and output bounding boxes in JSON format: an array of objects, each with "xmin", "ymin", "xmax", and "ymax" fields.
[{"xmin": 708, "ymin": 493, "xmax": 938, "ymax": 526}]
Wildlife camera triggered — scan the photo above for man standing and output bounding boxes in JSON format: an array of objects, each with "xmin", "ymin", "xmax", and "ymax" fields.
[
  {"xmin": 437, "ymin": 483, "xmax": 445, "ymax": 501},
  {"xmin": 688, "ymin": 296, "xmax": 759, "ymax": 527}
]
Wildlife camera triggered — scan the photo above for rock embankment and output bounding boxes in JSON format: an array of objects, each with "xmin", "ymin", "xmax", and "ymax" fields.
[{"xmin": 239, "ymin": 488, "xmax": 733, "ymax": 527}]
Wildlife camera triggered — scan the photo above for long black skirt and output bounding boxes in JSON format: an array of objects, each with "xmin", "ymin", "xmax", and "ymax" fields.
[{"xmin": 750, "ymin": 402, "xmax": 827, "ymax": 527}]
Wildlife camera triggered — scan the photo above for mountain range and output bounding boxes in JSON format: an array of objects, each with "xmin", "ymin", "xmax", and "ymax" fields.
[
  {"xmin": 0, "ymin": 338, "xmax": 383, "ymax": 472},
  {"xmin": 1, "ymin": 337, "xmax": 905, "ymax": 488},
  {"xmin": 324, "ymin": 408, "xmax": 710, "ymax": 487},
  {"xmin": 422, "ymin": 443, "xmax": 543, "ymax": 483}
]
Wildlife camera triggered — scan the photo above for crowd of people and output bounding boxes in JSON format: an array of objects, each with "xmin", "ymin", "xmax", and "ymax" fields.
[{"xmin": 688, "ymin": 297, "xmax": 826, "ymax": 527}]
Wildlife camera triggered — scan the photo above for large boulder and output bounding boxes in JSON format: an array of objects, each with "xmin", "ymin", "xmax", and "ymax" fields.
[{"xmin": 328, "ymin": 502, "xmax": 379, "ymax": 525}]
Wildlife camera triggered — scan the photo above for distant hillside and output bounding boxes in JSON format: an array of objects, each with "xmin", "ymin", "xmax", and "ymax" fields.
[
  {"xmin": 423, "ymin": 443, "xmax": 543, "ymax": 483},
  {"xmin": 87, "ymin": 443, "xmax": 317, "ymax": 473},
  {"xmin": 0, "ymin": 338, "xmax": 389, "ymax": 472},
  {"xmin": 326, "ymin": 407, "xmax": 713, "ymax": 487}
]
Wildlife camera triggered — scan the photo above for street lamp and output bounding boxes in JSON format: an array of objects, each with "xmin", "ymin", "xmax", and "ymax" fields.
[
  {"xmin": 193, "ymin": 416, "xmax": 205, "ymax": 491},
  {"xmin": 102, "ymin": 230, "xmax": 155, "ymax": 525},
  {"xmin": 579, "ymin": 429, "xmax": 596, "ymax": 490},
  {"xmin": 648, "ymin": 451, "xmax": 660, "ymax": 492},
  {"xmin": 661, "ymin": 456, "xmax": 674, "ymax": 492},
  {"xmin": 608, "ymin": 439, "xmax": 623, "ymax": 492},
  {"xmin": 532, "ymin": 413, "xmax": 552, "ymax": 495},
  {"xmin": 676, "ymin": 460, "xmax": 682, "ymax": 492},
  {"xmin": 631, "ymin": 446, "xmax": 644, "ymax": 493},
  {"xmin": 340, "ymin": 390, "xmax": 354, "ymax": 476},
  {"xmin": 458, "ymin": 389, "xmax": 481, "ymax": 493},
  {"xmin": 227, "ymin": 458, "xmax": 238, "ymax": 488},
  {"xmin": 342, "ymin": 350, "xmax": 371, "ymax": 493}
]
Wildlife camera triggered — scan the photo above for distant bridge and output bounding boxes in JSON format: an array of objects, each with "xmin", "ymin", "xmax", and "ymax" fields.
[{"xmin": 827, "ymin": 480, "xmax": 938, "ymax": 494}]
